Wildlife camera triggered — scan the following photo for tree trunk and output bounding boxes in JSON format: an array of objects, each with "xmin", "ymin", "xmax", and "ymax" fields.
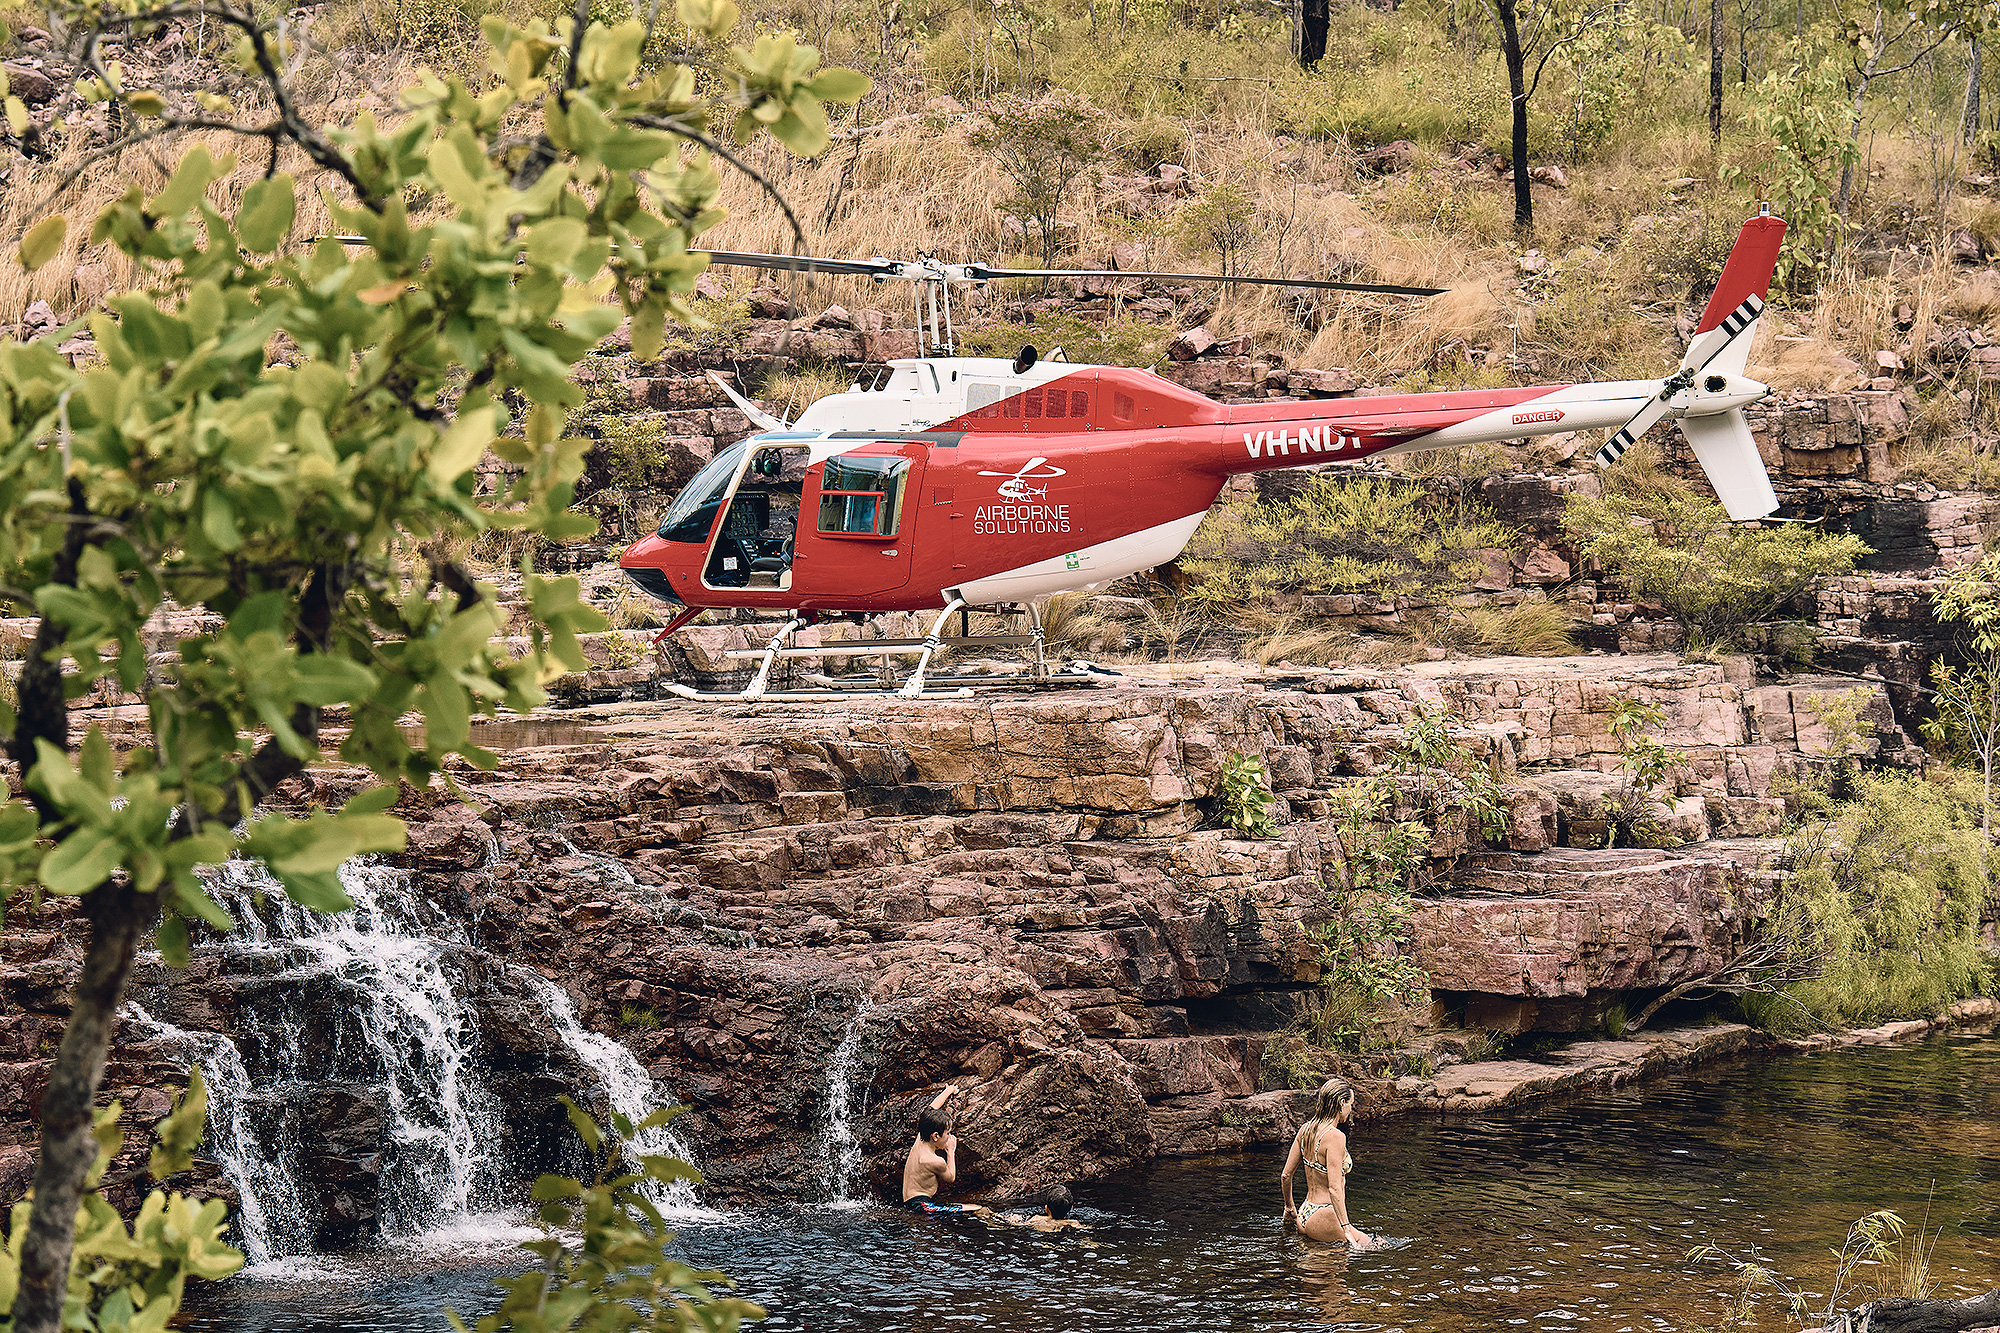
[
  {"xmin": 1497, "ymin": 0, "xmax": 1532, "ymax": 229},
  {"xmin": 10, "ymin": 885, "xmax": 162, "ymax": 1333},
  {"xmin": 1845, "ymin": 1287, "xmax": 2000, "ymax": 1333},
  {"xmin": 1966, "ymin": 37, "xmax": 1982, "ymax": 146},
  {"xmin": 1833, "ymin": 71, "xmax": 1872, "ymax": 253},
  {"xmin": 1298, "ymin": 0, "xmax": 1328, "ymax": 67},
  {"xmin": 1709, "ymin": 0, "xmax": 1724, "ymax": 143}
]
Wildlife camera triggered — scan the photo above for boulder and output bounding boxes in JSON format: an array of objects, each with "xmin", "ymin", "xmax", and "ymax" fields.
[{"xmin": 0, "ymin": 62, "xmax": 58, "ymax": 106}]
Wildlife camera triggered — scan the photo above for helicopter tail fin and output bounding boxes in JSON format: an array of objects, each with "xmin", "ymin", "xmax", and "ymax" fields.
[
  {"xmin": 1673, "ymin": 211, "xmax": 1786, "ymax": 520},
  {"xmin": 1594, "ymin": 210, "xmax": 1785, "ymax": 518}
]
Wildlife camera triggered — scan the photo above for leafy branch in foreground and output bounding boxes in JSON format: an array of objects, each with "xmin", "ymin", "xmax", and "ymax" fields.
[
  {"xmin": 1, "ymin": 4, "xmax": 867, "ymax": 1329},
  {"xmin": 452, "ymin": 1099, "xmax": 762, "ymax": 1333},
  {"xmin": 1, "ymin": 1071, "xmax": 243, "ymax": 1333}
]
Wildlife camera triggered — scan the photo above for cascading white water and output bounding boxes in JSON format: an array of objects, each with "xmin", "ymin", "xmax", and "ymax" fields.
[
  {"xmin": 121, "ymin": 1006, "xmax": 316, "ymax": 1265},
  {"xmin": 198, "ymin": 858, "xmax": 506, "ymax": 1240},
  {"xmin": 157, "ymin": 854, "xmax": 712, "ymax": 1256},
  {"xmin": 818, "ymin": 1001, "xmax": 874, "ymax": 1207},
  {"xmin": 515, "ymin": 971, "xmax": 711, "ymax": 1215}
]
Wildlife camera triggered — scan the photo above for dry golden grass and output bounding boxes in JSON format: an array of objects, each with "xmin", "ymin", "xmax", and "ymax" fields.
[
  {"xmin": 1461, "ymin": 599, "xmax": 1580, "ymax": 656},
  {"xmin": 763, "ymin": 366, "xmax": 852, "ymax": 419},
  {"xmin": 10, "ymin": 0, "xmax": 2000, "ymax": 424},
  {"xmin": 1243, "ymin": 618, "xmax": 1356, "ymax": 668},
  {"xmin": 1745, "ymin": 312, "xmax": 1869, "ymax": 394}
]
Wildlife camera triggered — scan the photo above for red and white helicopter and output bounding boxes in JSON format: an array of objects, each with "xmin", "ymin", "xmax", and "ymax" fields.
[{"xmin": 620, "ymin": 210, "xmax": 1788, "ymax": 700}]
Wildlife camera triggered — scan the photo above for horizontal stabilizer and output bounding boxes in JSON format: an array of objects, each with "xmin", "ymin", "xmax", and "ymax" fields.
[{"xmin": 1679, "ymin": 409, "xmax": 1778, "ymax": 520}]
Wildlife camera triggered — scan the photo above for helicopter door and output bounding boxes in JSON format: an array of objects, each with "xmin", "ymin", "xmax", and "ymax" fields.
[
  {"xmin": 796, "ymin": 442, "xmax": 927, "ymax": 599},
  {"xmin": 702, "ymin": 443, "xmax": 810, "ymax": 592}
]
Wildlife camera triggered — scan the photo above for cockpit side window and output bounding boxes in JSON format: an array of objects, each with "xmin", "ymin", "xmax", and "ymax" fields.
[{"xmin": 657, "ymin": 443, "xmax": 748, "ymax": 543}]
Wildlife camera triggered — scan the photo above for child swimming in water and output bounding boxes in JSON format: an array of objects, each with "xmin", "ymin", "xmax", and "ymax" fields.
[
  {"xmin": 1280, "ymin": 1078, "xmax": 1373, "ymax": 1248},
  {"xmin": 981, "ymin": 1185, "xmax": 1085, "ymax": 1232}
]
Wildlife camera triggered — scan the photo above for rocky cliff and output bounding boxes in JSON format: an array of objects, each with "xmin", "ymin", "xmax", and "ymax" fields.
[{"xmin": 4, "ymin": 653, "xmax": 1934, "ymax": 1232}]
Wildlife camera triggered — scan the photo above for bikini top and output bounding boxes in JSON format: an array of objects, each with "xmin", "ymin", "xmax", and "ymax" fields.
[{"xmin": 1301, "ymin": 1133, "xmax": 1353, "ymax": 1175}]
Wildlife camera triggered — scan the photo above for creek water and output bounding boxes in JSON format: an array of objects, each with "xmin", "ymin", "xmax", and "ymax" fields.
[{"xmin": 179, "ymin": 1022, "xmax": 2000, "ymax": 1332}]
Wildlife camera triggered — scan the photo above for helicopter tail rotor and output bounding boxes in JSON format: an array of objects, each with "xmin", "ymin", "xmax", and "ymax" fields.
[{"xmin": 1593, "ymin": 209, "xmax": 1787, "ymax": 519}]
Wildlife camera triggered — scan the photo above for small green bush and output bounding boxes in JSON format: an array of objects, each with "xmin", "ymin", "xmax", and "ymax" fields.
[
  {"xmin": 452, "ymin": 1099, "xmax": 761, "ymax": 1333},
  {"xmin": 1561, "ymin": 490, "xmax": 1871, "ymax": 653},
  {"xmin": 1777, "ymin": 771, "xmax": 1993, "ymax": 1027},
  {"xmin": 1182, "ymin": 474, "xmax": 1519, "ymax": 608},
  {"xmin": 1216, "ymin": 751, "xmax": 1277, "ymax": 838}
]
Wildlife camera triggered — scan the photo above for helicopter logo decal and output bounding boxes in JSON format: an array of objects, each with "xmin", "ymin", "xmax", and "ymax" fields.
[{"xmin": 979, "ymin": 457, "xmax": 1068, "ymax": 501}]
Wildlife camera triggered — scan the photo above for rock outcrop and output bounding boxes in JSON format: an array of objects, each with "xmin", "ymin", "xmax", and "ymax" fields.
[{"xmin": 6, "ymin": 655, "xmax": 1912, "ymax": 1224}]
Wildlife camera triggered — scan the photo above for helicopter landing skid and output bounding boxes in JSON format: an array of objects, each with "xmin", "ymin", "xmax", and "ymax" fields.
[{"xmin": 662, "ymin": 600, "xmax": 1117, "ymax": 702}]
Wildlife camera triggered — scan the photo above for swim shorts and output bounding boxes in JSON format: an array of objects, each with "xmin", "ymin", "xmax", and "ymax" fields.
[{"xmin": 902, "ymin": 1196, "xmax": 971, "ymax": 1213}]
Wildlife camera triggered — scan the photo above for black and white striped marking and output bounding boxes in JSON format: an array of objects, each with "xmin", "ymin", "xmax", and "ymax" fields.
[
  {"xmin": 1595, "ymin": 294, "xmax": 1765, "ymax": 467},
  {"xmin": 1711, "ymin": 293, "xmax": 1764, "ymax": 348}
]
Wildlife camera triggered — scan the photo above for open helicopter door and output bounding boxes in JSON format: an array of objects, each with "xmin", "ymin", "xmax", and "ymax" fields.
[
  {"xmin": 797, "ymin": 439, "xmax": 929, "ymax": 601},
  {"xmin": 700, "ymin": 440, "xmax": 812, "ymax": 599}
]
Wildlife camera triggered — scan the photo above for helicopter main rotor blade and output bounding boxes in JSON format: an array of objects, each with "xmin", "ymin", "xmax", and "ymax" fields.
[
  {"xmin": 699, "ymin": 250, "xmax": 903, "ymax": 278},
  {"xmin": 961, "ymin": 265, "xmax": 1448, "ymax": 297}
]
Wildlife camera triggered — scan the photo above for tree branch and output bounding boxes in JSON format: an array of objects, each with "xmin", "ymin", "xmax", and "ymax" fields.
[
  {"xmin": 1849, "ymin": 1287, "xmax": 2000, "ymax": 1333},
  {"xmin": 626, "ymin": 114, "xmax": 811, "ymax": 254},
  {"xmin": 7, "ymin": 477, "xmax": 89, "ymax": 823}
]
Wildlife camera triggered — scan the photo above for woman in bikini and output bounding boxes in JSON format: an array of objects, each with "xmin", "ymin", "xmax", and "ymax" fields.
[{"xmin": 1280, "ymin": 1077, "xmax": 1373, "ymax": 1248}]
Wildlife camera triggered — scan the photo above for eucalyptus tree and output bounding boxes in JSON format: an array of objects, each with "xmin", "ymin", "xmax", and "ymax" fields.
[
  {"xmin": 0, "ymin": 3, "xmax": 866, "ymax": 1330},
  {"xmin": 1830, "ymin": 0, "xmax": 1998, "ymax": 236}
]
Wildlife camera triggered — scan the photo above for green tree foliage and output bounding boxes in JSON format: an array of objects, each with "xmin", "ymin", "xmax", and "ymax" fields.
[
  {"xmin": 1922, "ymin": 550, "xmax": 2000, "ymax": 891},
  {"xmin": 1301, "ymin": 782, "xmax": 1431, "ymax": 1053},
  {"xmin": 1561, "ymin": 489, "xmax": 1870, "ymax": 652},
  {"xmin": 452, "ymin": 1099, "xmax": 761, "ymax": 1333},
  {"xmin": 1, "ymin": 4, "xmax": 866, "ymax": 1329},
  {"xmin": 1, "ymin": 1073, "xmax": 243, "ymax": 1333},
  {"xmin": 1380, "ymin": 702, "xmax": 1510, "ymax": 878},
  {"xmin": 1177, "ymin": 182, "xmax": 1257, "ymax": 275},
  {"xmin": 1180, "ymin": 475, "xmax": 1519, "ymax": 608},
  {"xmin": 1605, "ymin": 699, "xmax": 1691, "ymax": 848},
  {"xmin": 1721, "ymin": 50, "xmax": 1857, "ymax": 288},
  {"xmin": 970, "ymin": 91, "xmax": 1107, "ymax": 268},
  {"xmin": 1777, "ymin": 771, "xmax": 1992, "ymax": 1027}
]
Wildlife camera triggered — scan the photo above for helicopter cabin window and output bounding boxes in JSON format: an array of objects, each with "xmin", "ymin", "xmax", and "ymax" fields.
[
  {"xmin": 817, "ymin": 457, "xmax": 910, "ymax": 537},
  {"xmin": 702, "ymin": 444, "xmax": 809, "ymax": 590}
]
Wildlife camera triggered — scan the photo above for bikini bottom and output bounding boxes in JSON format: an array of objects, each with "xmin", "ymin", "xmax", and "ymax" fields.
[{"xmin": 1296, "ymin": 1201, "xmax": 1329, "ymax": 1225}]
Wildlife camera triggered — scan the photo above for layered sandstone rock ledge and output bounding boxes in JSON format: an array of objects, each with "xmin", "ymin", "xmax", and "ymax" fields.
[{"xmin": 0, "ymin": 656, "xmax": 1956, "ymax": 1215}]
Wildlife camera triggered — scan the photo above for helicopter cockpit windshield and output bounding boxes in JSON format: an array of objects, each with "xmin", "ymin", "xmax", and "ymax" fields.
[{"xmin": 657, "ymin": 442, "xmax": 749, "ymax": 543}]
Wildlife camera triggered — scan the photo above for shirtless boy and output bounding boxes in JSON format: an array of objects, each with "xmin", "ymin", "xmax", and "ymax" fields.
[{"xmin": 900, "ymin": 1084, "xmax": 967, "ymax": 1213}]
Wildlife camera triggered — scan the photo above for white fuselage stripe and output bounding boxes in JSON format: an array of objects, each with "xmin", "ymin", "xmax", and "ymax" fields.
[{"xmin": 952, "ymin": 512, "xmax": 1209, "ymax": 604}]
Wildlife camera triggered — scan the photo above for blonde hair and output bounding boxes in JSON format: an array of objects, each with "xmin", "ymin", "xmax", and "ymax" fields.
[{"xmin": 1300, "ymin": 1077, "xmax": 1355, "ymax": 1158}]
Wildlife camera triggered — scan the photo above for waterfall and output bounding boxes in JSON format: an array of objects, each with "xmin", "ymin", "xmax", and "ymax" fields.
[
  {"xmin": 516, "ymin": 971, "xmax": 713, "ymax": 1217},
  {"xmin": 819, "ymin": 1000, "xmax": 874, "ymax": 1207},
  {"xmin": 197, "ymin": 858, "xmax": 505, "ymax": 1241},
  {"xmin": 140, "ymin": 855, "xmax": 712, "ymax": 1257},
  {"xmin": 121, "ymin": 1007, "xmax": 315, "ymax": 1265}
]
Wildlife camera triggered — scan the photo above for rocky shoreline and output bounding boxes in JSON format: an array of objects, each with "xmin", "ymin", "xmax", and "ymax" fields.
[{"xmin": 11, "ymin": 649, "xmax": 1988, "ymax": 1238}]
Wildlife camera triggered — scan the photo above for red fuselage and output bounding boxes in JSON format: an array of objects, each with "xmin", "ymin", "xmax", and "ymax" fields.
[{"xmin": 619, "ymin": 364, "xmax": 1584, "ymax": 615}]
